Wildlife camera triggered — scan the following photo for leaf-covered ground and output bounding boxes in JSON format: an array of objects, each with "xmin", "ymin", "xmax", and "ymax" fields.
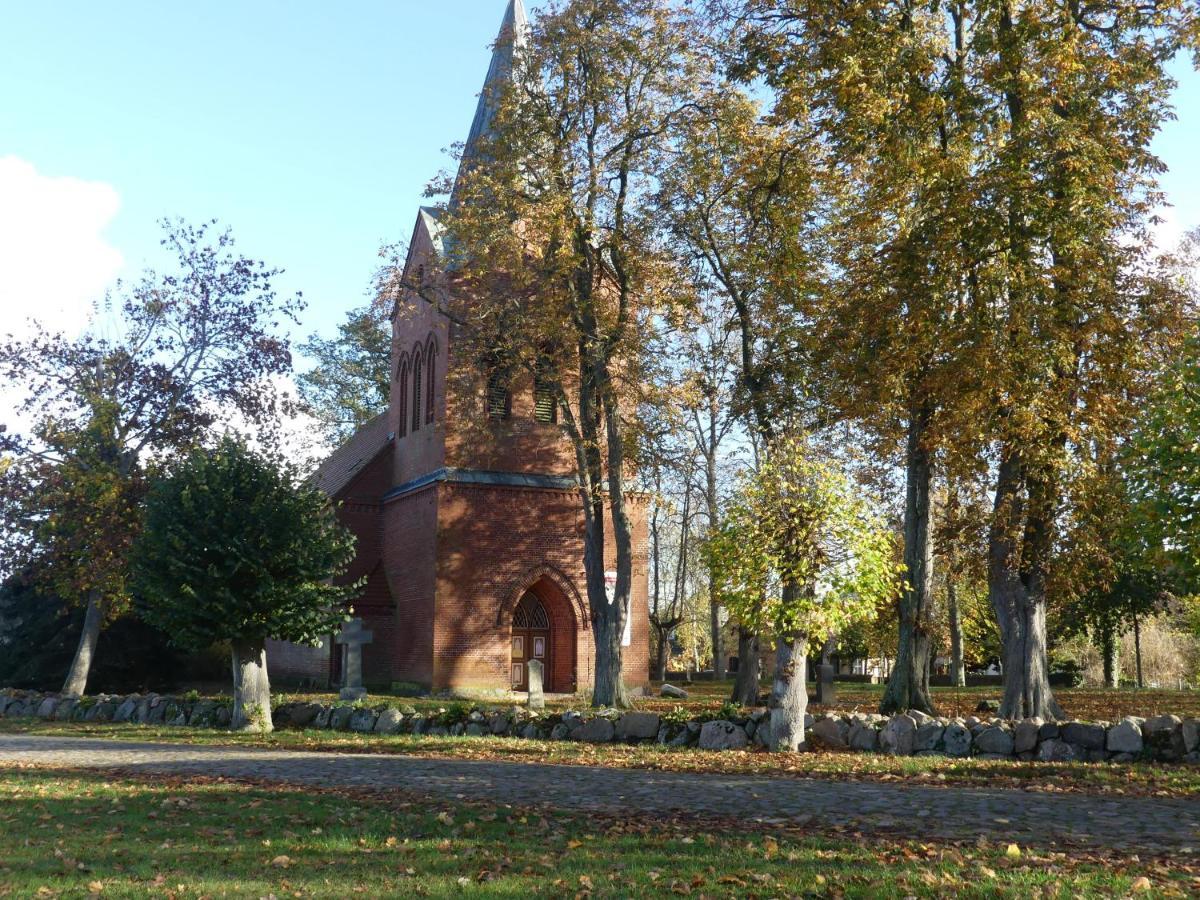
[
  {"xmin": 255, "ymin": 681, "xmax": 1200, "ymax": 721},
  {"xmin": 1, "ymin": 765, "xmax": 1193, "ymax": 898},
  {"xmin": 4, "ymin": 719, "xmax": 1198, "ymax": 799}
]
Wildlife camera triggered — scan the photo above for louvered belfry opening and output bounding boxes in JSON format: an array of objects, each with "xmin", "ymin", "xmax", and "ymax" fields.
[{"xmin": 511, "ymin": 591, "xmax": 550, "ymax": 692}]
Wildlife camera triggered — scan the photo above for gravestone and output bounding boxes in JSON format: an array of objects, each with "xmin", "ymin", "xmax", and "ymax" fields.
[
  {"xmin": 337, "ymin": 618, "xmax": 374, "ymax": 700},
  {"xmin": 526, "ymin": 658, "xmax": 545, "ymax": 710},
  {"xmin": 816, "ymin": 664, "xmax": 836, "ymax": 706}
]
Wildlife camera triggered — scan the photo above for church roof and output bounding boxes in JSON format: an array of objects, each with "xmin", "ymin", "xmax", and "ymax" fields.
[
  {"xmin": 449, "ymin": 0, "xmax": 529, "ymax": 210},
  {"xmin": 312, "ymin": 412, "xmax": 392, "ymax": 498}
]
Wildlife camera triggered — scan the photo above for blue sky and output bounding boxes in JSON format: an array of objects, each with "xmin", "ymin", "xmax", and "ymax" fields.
[{"xmin": 0, "ymin": 1, "xmax": 1196, "ymax": 365}]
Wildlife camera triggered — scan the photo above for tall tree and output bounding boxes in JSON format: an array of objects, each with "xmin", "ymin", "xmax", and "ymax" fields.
[
  {"xmin": 0, "ymin": 219, "xmax": 300, "ymax": 697},
  {"xmin": 730, "ymin": 0, "xmax": 986, "ymax": 715},
  {"xmin": 297, "ymin": 305, "xmax": 391, "ymax": 446},
  {"xmin": 681, "ymin": 294, "xmax": 740, "ymax": 680},
  {"xmin": 440, "ymin": 0, "xmax": 710, "ymax": 707},
  {"xmin": 660, "ymin": 84, "xmax": 817, "ymax": 704},
  {"xmin": 135, "ymin": 439, "xmax": 356, "ymax": 731},
  {"xmin": 709, "ymin": 432, "xmax": 900, "ymax": 749},
  {"xmin": 732, "ymin": 0, "xmax": 1198, "ymax": 718}
]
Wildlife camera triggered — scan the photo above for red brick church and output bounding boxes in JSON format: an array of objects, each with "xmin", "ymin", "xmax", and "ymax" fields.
[{"xmin": 272, "ymin": 0, "xmax": 649, "ymax": 696}]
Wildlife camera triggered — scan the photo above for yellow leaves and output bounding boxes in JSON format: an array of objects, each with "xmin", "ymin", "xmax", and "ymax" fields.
[
  {"xmin": 87, "ymin": 882, "xmax": 105, "ymax": 895},
  {"xmin": 270, "ymin": 854, "xmax": 293, "ymax": 868},
  {"xmin": 1005, "ymin": 842, "xmax": 1021, "ymax": 859},
  {"xmin": 1130, "ymin": 876, "xmax": 1153, "ymax": 892}
]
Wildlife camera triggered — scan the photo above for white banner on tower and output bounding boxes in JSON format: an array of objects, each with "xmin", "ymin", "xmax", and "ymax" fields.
[{"xmin": 605, "ymin": 570, "xmax": 631, "ymax": 646}]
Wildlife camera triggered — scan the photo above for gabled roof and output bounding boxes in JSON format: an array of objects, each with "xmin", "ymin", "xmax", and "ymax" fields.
[{"xmin": 312, "ymin": 412, "xmax": 391, "ymax": 498}]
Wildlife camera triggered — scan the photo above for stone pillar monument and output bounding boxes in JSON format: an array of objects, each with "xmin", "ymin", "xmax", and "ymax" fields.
[
  {"xmin": 336, "ymin": 618, "xmax": 374, "ymax": 701},
  {"xmin": 526, "ymin": 659, "xmax": 545, "ymax": 710}
]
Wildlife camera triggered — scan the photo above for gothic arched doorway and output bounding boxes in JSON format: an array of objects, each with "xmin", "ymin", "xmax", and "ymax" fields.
[{"xmin": 511, "ymin": 591, "xmax": 550, "ymax": 692}]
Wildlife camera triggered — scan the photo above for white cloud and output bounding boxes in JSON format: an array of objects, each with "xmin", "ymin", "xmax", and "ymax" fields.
[{"xmin": 0, "ymin": 156, "xmax": 124, "ymax": 340}]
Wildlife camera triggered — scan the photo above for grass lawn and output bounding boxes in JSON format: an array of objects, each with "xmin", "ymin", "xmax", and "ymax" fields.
[
  {"xmin": 4, "ymin": 718, "xmax": 1199, "ymax": 799},
  {"xmin": 1, "ymin": 766, "xmax": 1193, "ymax": 898}
]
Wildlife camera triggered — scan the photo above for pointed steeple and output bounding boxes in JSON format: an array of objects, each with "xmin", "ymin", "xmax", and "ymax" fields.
[{"xmin": 450, "ymin": 0, "xmax": 528, "ymax": 209}]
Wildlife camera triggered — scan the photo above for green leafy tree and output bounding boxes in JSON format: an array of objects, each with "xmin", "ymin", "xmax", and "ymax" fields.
[
  {"xmin": 134, "ymin": 439, "xmax": 357, "ymax": 732},
  {"xmin": 297, "ymin": 305, "xmax": 391, "ymax": 446},
  {"xmin": 708, "ymin": 432, "xmax": 901, "ymax": 750},
  {"xmin": 0, "ymin": 219, "xmax": 300, "ymax": 697}
]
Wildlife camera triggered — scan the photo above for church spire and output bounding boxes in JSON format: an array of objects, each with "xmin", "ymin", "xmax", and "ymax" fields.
[{"xmin": 450, "ymin": 0, "xmax": 529, "ymax": 209}]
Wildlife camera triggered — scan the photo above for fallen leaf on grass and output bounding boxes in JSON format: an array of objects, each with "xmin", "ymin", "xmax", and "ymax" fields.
[
  {"xmin": 271, "ymin": 855, "xmax": 292, "ymax": 868},
  {"xmin": 1131, "ymin": 876, "xmax": 1153, "ymax": 892}
]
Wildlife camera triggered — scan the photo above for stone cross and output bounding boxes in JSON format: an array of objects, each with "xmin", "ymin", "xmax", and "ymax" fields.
[
  {"xmin": 336, "ymin": 617, "xmax": 373, "ymax": 700},
  {"xmin": 526, "ymin": 658, "xmax": 545, "ymax": 710},
  {"xmin": 816, "ymin": 663, "xmax": 836, "ymax": 706}
]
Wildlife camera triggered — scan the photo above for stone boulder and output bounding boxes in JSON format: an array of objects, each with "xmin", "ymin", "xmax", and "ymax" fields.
[
  {"xmin": 914, "ymin": 722, "xmax": 944, "ymax": 752},
  {"xmin": 489, "ymin": 713, "xmax": 511, "ymax": 736},
  {"xmin": 549, "ymin": 722, "xmax": 572, "ymax": 741},
  {"xmin": 616, "ymin": 712, "xmax": 661, "ymax": 742},
  {"xmin": 879, "ymin": 715, "xmax": 917, "ymax": 755},
  {"xmin": 1106, "ymin": 718, "xmax": 1143, "ymax": 755},
  {"xmin": 942, "ymin": 722, "xmax": 972, "ymax": 757},
  {"xmin": 699, "ymin": 720, "xmax": 750, "ymax": 751},
  {"xmin": 465, "ymin": 723, "xmax": 486, "ymax": 736},
  {"xmin": 329, "ymin": 706, "xmax": 355, "ymax": 731},
  {"xmin": 809, "ymin": 716, "xmax": 849, "ymax": 750},
  {"xmin": 1143, "ymin": 715, "xmax": 1184, "ymax": 760},
  {"xmin": 36, "ymin": 697, "xmax": 58, "ymax": 719},
  {"xmin": 189, "ymin": 701, "xmax": 219, "ymax": 727},
  {"xmin": 1037, "ymin": 739, "xmax": 1078, "ymax": 762},
  {"xmin": 520, "ymin": 723, "xmax": 542, "ymax": 740},
  {"xmin": 214, "ymin": 706, "xmax": 232, "ymax": 728},
  {"xmin": 572, "ymin": 718, "xmax": 616, "ymax": 743},
  {"xmin": 374, "ymin": 708, "xmax": 404, "ymax": 734},
  {"xmin": 53, "ymin": 699, "xmax": 77, "ymax": 722},
  {"xmin": 289, "ymin": 703, "xmax": 324, "ymax": 729},
  {"xmin": 848, "ymin": 720, "xmax": 879, "ymax": 752},
  {"xmin": 1183, "ymin": 719, "xmax": 1200, "ymax": 755},
  {"xmin": 974, "ymin": 725, "xmax": 1014, "ymax": 757},
  {"xmin": 113, "ymin": 697, "xmax": 139, "ymax": 723},
  {"xmin": 1061, "ymin": 721, "xmax": 1106, "ymax": 750},
  {"xmin": 660, "ymin": 684, "xmax": 689, "ymax": 699},
  {"xmin": 1013, "ymin": 718, "xmax": 1042, "ymax": 754}
]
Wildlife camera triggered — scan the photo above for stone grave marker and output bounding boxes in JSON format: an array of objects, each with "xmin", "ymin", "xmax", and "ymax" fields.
[
  {"xmin": 526, "ymin": 658, "xmax": 545, "ymax": 710},
  {"xmin": 337, "ymin": 618, "xmax": 374, "ymax": 700},
  {"xmin": 816, "ymin": 663, "xmax": 836, "ymax": 706}
]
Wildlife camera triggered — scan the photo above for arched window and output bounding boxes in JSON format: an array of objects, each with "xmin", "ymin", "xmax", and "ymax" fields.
[
  {"xmin": 411, "ymin": 346, "xmax": 423, "ymax": 433},
  {"xmin": 396, "ymin": 356, "xmax": 410, "ymax": 438},
  {"xmin": 425, "ymin": 337, "xmax": 437, "ymax": 425}
]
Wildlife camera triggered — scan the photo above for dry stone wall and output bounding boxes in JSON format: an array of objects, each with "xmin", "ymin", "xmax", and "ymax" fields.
[{"xmin": 2, "ymin": 688, "xmax": 1198, "ymax": 764}]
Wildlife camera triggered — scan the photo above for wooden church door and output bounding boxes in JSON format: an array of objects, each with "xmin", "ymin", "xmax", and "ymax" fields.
[{"xmin": 511, "ymin": 592, "xmax": 550, "ymax": 692}]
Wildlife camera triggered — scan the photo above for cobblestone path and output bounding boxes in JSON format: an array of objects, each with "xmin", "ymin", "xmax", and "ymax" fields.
[{"xmin": 1, "ymin": 734, "xmax": 1196, "ymax": 852}]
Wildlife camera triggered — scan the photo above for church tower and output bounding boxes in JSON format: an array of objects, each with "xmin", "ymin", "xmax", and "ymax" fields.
[{"xmin": 306, "ymin": 0, "xmax": 650, "ymax": 696}]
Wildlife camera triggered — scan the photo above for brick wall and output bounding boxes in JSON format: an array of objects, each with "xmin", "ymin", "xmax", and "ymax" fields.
[{"xmin": 432, "ymin": 481, "xmax": 649, "ymax": 694}]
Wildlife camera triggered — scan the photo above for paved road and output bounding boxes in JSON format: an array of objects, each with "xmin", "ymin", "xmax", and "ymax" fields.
[{"xmin": 1, "ymin": 734, "xmax": 1195, "ymax": 852}]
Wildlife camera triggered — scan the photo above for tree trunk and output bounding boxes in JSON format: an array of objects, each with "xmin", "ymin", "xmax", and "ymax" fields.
[
  {"xmin": 988, "ymin": 453, "xmax": 1064, "ymax": 720},
  {"xmin": 881, "ymin": 407, "xmax": 937, "ymax": 715},
  {"xmin": 61, "ymin": 592, "xmax": 104, "ymax": 698},
  {"xmin": 1133, "ymin": 613, "xmax": 1144, "ymax": 689},
  {"xmin": 947, "ymin": 579, "xmax": 966, "ymax": 688},
  {"xmin": 1100, "ymin": 619, "xmax": 1120, "ymax": 689},
  {"xmin": 767, "ymin": 628, "xmax": 808, "ymax": 752},
  {"xmin": 231, "ymin": 639, "xmax": 273, "ymax": 732},
  {"xmin": 652, "ymin": 624, "xmax": 670, "ymax": 681},
  {"xmin": 730, "ymin": 625, "xmax": 760, "ymax": 706},
  {"xmin": 705, "ymin": 426, "xmax": 724, "ymax": 681}
]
